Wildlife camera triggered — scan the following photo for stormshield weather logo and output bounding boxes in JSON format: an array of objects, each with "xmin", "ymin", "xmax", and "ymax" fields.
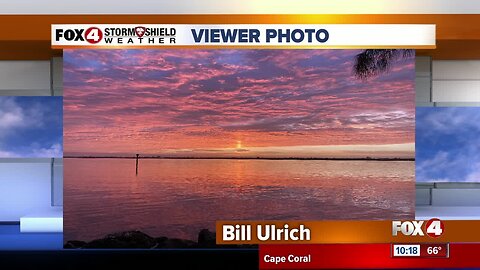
[{"xmin": 54, "ymin": 25, "xmax": 177, "ymax": 45}]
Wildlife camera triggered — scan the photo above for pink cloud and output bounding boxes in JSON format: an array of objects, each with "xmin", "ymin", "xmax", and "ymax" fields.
[{"xmin": 64, "ymin": 49, "xmax": 415, "ymax": 157}]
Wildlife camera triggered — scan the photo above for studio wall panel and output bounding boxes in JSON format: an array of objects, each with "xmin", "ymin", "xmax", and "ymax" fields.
[
  {"xmin": 432, "ymin": 80, "xmax": 480, "ymax": 102},
  {"xmin": 0, "ymin": 160, "xmax": 52, "ymax": 221},
  {"xmin": 415, "ymin": 56, "xmax": 431, "ymax": 77},
  {"xmin": 433, "ymin": 60, "xmax": 480, "ymax": 80},
  {"xmin": 0, "ymin": 61, "xmax": 50, "ymax": 95},
  {"xmin": 415, "ymin": 77, "xmax": 431, "ymax": 102},
  {"xmin": 415, "ymin": 56, "xmax": 433, "ymax": 106},
  {"xmin": 432, "ymin": 189, "xmax": 480, "ymax": 206},
  {"xmin": 52, "ymin": 158, "xmax": 63, "ymax": 206},
  {"xmin": 52, "ymin": 57, "xmax": 63, "ymax": 96}
]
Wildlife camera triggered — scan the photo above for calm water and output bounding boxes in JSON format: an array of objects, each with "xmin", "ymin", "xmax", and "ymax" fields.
[{"xmin": 64, "ymin": 159, "xmax": 414, "ymax": 242}]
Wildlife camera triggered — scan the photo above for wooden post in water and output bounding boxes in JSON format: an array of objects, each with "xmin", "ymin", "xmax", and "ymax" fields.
[{"xmin": 136, "ymin": 154, "xmax": 139, "ymax": 175}]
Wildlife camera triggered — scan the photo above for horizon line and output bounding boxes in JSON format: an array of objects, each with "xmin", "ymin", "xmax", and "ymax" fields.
[{"xmin": 63, "ymin": 156, "xmax": 415, "ymax": 161}]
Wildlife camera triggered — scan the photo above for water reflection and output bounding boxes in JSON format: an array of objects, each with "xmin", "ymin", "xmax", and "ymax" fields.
[{"xmin": 65, "ymin": 159, "xmax": 414, "ymax": 241}]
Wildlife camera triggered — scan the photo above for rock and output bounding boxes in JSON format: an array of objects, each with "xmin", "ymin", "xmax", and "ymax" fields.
[
  {"xmin": 198, "ymin": 229, "xmax": 216, "ymax": 248},
  {"xmin": 155, "ymin": 236, "xmax": 168, "ymax": 244},
  {"xmin": 84, "ymin": 230, "xmax": 157, "ymax": 248},
  {"xmin": 64, "ymin": 240, "xmax": 87, "ymax": 249},
  {"xmin": 156, "ymin": 237, "xmax": 197, "ymax": 248},
  {"xmin": 65, "ymin": 229, "xmax": 225, "ymax": 249}
]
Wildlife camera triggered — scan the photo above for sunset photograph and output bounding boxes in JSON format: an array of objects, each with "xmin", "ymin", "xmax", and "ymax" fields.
[{"xmin": 63, "ymin": 49, "xmax": 415, "ymax": 248}]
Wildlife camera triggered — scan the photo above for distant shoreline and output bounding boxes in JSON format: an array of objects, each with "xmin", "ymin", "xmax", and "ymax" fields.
[{"xmin": 64, "ymin": 156, "xmax": 414, "ymax": 161}]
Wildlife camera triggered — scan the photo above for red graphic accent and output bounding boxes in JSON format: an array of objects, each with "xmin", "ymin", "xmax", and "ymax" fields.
[
  {"xmin": 85, "ymin": 27, "xmax": 103, "ymax": 44},
  {"xmin": 425, "ymin": 218, "xmax": 445, "ymax": 238},
  {"xmin": 419, "ymin": 243, "xmax": 449, "ymax": 258},
  {"xmin": 135, "ymin": 26, "xmax": 146, "ymax": 37},
  {"xmin": 259, "ymin": 244, "xmax": 480, "ymax": 269}
]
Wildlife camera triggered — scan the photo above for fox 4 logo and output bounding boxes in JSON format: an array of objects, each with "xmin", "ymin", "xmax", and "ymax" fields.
[
  {"xmin": 55, "ymin": 27, "xmax": 103, "ymax": 44},
  {"xmin": 392, "ymin": 218, "xmax": 444, "ymax": 238}
]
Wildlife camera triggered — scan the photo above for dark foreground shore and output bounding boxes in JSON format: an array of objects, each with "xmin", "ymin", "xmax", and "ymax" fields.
[{"xmin": 65, "ymin": 229, "xmax": 256, "ymax": 249}]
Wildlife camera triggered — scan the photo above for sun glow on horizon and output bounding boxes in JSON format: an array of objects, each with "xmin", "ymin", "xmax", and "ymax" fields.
[{"xmin": 66, "ymin": 143, "xmax": 415, "ymax": 159}]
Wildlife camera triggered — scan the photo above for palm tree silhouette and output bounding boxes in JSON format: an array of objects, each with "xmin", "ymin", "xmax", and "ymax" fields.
[{"xmin": 353, "ymin": 49, "xmax": 414, "ymax": 80}]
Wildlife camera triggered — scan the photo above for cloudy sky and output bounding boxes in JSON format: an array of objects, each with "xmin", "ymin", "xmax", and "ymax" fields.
[
  {"xmin": 417, "ymin": 107, "xmax": 480, "ymax": 182},
  {"xmin": 64, "ymin": 49, "xmax": 414, "ymax": 158},
  {"xmin": 0, "ymin": 97, "xmax": 62, "ymax": 157}
]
